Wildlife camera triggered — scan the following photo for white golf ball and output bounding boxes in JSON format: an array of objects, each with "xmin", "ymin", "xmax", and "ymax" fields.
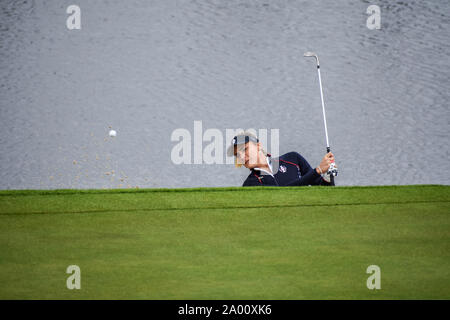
[{"xmin": 109, "ymin": 130, "xmax": 117, "ymax": 137}]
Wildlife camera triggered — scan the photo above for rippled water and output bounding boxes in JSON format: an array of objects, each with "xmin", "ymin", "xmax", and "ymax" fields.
[{"xmin": 0, "ymin": 0, "xmax": 449, "ymax": 189}]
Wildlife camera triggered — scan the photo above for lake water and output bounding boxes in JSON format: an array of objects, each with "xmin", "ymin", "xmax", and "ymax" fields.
[{"xmin": 0, "ymin": 0, "xmax": 449, "ymax": 189}]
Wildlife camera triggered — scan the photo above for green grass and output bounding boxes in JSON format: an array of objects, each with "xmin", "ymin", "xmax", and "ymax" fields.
[{"xmin": 0, "ymin": 185, "xmax": 449, "ymax": 299}]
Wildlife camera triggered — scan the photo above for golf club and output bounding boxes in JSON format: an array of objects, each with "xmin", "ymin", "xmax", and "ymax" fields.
[{"xmin": 304, "ymin": 52, "xmax": 338, "ymax": 185}]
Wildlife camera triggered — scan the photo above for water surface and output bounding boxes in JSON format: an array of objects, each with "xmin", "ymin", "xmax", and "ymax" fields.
[{"xmin": 0, "ymin": 0, "xmax": 449, "ymax": 189}]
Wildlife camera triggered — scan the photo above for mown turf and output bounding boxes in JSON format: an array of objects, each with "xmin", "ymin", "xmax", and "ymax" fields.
[{"xmin": 0, "ymin": 185, "xmax": 449, "ymax": 299}]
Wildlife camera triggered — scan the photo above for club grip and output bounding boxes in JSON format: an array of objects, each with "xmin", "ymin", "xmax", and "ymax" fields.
[{"xmin": 326, "ymin": 147, "xmax": 335, "ymax": 186}]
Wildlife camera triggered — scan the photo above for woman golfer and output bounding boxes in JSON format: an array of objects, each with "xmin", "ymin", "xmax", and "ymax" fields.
[{"xmin": 227, "ymin": 131, "xmax": 336, "ymax": 186}]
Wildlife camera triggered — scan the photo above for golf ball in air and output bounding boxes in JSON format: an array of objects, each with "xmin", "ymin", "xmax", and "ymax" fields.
[{"xmin": 109, "ymin": 130, "xmax": 117, "ymax": 137}]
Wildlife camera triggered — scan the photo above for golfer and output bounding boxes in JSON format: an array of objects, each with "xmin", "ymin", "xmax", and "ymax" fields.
[{"xmin": 227, "ymin": 131, "xmax": 336, "ymax": 186}]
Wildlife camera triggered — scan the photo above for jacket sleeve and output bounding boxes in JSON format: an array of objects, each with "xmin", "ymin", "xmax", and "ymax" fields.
[{"xmin": 294, "ymin": 152, "xmax": 330, "ymax": 186}]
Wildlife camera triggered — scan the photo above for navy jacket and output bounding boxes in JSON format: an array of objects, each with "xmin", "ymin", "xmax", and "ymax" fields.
[{"xmin": 242, "ymin": 152, "xmax": 330, "ymax": 187}]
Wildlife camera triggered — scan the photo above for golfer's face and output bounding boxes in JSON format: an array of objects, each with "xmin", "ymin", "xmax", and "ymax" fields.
[{"xmin": 236, "ymin": 142, "xmax": 259, "ymax": 169}]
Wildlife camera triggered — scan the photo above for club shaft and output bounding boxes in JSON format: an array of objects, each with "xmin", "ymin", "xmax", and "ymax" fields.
[{"xmin": 316, "ymin": 66, "xmax": 330, "ymax": 149}]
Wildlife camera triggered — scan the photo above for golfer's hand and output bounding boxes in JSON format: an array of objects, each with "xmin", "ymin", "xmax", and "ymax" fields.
[{"xmin": 316, "ymin": 152, "xmax": 336, "ymax": 174}]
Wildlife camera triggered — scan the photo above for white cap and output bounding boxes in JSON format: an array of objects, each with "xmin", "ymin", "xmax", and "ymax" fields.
[{"xmin": 226, "ymin": 131, "xmax": 259, "ymax": 157}]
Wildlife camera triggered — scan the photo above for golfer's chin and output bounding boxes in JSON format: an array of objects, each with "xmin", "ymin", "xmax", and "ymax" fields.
[{"xmin": 244, "ymin": 161, "xmax": 258, "ymax": 170}]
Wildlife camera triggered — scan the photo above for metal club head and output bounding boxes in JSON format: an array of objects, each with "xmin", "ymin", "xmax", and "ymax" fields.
[{"xmin": 304, "ymin": 51, "xmax": 319, "ymax": 65}]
